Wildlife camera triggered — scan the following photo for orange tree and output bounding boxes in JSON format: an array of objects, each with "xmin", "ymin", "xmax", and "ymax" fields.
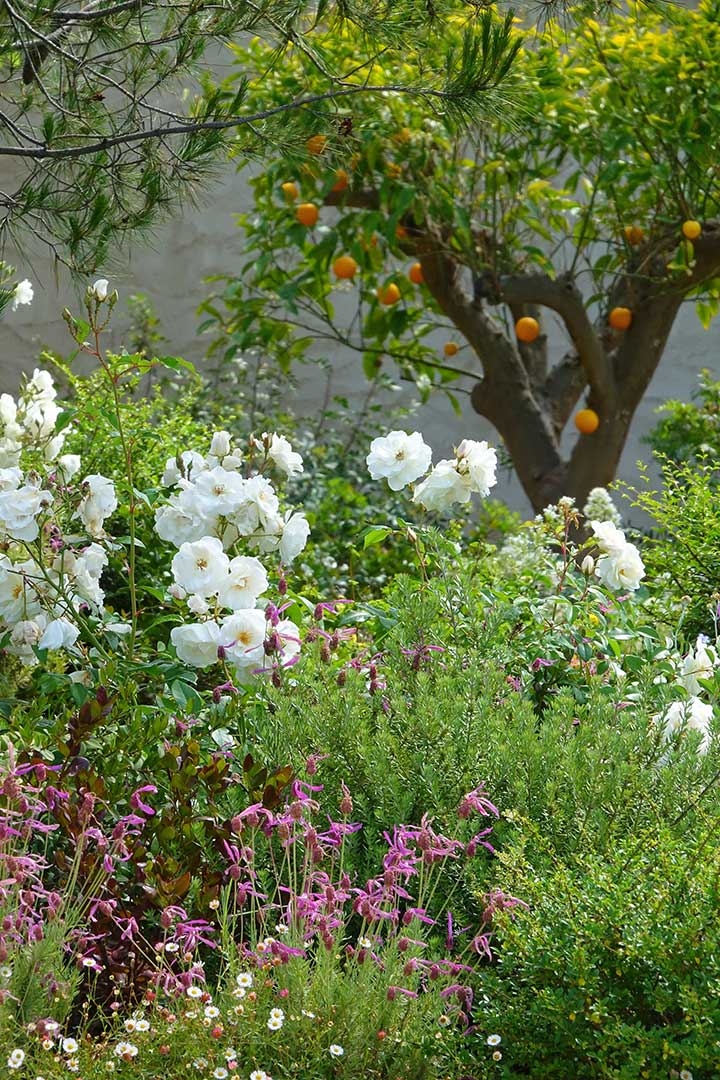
[{"xmin": 202, "ymin": 2, "xmax": 720, "ymax": 512}]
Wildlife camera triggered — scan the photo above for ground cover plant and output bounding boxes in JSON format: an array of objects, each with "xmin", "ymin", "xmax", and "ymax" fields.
[{"xmin": 0, "ymin": 281, "xmax": 718, "ymax": 1079}]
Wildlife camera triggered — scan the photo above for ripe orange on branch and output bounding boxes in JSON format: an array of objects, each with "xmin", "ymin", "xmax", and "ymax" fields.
[
  {"xmin": 306, "ymin": 134, "xmax": 327, "ymax": 156},
  {"xmin": 515, "ymin": 316, "xmax": 540, "ymax": 343},
  {"xmin": 296, "ymin": 203, "xmax": 319, "ymax": 227},
  {"xmin": 623, "ymin": 225, "xmax": 644, "ymax": 245},
  {"xmin": 408, "ymin": 263, "xmax": 424, "ymax": 285},
  {"xmin": 574, "ymin": 408, "xmax": 600, "ymax": 435},
  {"xmin": 609, "ymin": 306, "xmax": 632, "ymax": 331},
  {"xmin": 332, "ymin": 255, "xmax": 358, "ymax": 280},
  {"xmin": 377, "ymin": 283, "xmax": 401, "ymax": 305},
  {"xmin": 682, "ymin": 219, "xmax": 702, "ymax": 240},
  {"xmin": 281, "ymin": 182, "xmax": 298, "ymax": 202},
  {"xmin": 443, "ymin": 342, "xmax": 459, "ymax": 357},
  {"xmin": 331, "ymin": 169, "xmax": 349, "ymax": 193}
]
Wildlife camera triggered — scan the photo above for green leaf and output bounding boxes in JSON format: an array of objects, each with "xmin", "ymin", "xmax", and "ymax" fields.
[{"xmin": 363, "ymin": 526, "xmax": 392, "ymax": 549}]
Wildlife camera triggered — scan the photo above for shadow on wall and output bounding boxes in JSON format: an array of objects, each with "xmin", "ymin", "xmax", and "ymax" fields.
[{"xmin": 1, "ymin": 163, "xmax": 716, "ymax": 523}]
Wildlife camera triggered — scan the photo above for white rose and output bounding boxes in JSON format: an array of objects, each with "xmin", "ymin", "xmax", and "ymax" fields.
[
  {"xmin": 679, "ymin": 635, "xmax": 718, "ymax": 696},
  {"xmin": 0, "ymin": 557, "xmax": 43, "ymax": 623},
  {"xmin": 210, "ymin": 431, "xmax": 232, "ymax": 459},
  {"xmin": 591, "ymin": 520, "xmax": 627, "ymax": 555},
  {"xmin": 154, "ymin": 501, "xmax": 208, "ymax": 548},
  {"xmin": 279, "ymin": 512, "xmax": 310, "ymax": 564},
  {"xmin": 192, "ymin": 466, "xmax": 249, "ymax": 521},
  {"xmin": 12, "ymin": 279, "xmax": 33, "ymax": 310},
  {"xmin": 275, "ymin": 618, "xmax": 301, "ymax": 666},
  {"xmin": 264, "ymin": 433, "xmax": 304, "ymax": 477},
  {"xmin": 9, "ymin": 616, "xmax": 47, "ymax": 663},
  {"xmin": 77, "ymin": 474, "xmax": 117, "ymax": 537},
  {"xmin": 171, "ymin": 621, "xmax": 222, "ymax": 668},
  {"xmin": 220, "ymin": 609, "xmax": 267, "ymax": 672},
  {"xmin": 366, "ymin": 430, "xmax": 432, "ymax": 491},
  {"xmin": 27, "ymin": 369, "xmax": 56, "ymax": 399},
  {"xmin": 171, "ymin": 537, "xmax": 229, "ymax": 597},
  {"xmin": 92, "ymin": 278, "xmax": 109, "ymax": 301},
  {"xmin": 658, "ymin": 696, "xmax": 713, "ymax": 753},
  {"xmin": 595, "ymin": 542, "xmax": 645, "ymax": 591},
  {"xmin": 39, "ymin": 618, "xmax": 80, "ymax": 651},
  {"xmin": 56, "ymin": 454, "xmax": 82, "ymax": 481},
  {"xmin": 187, "ymin": 594, "xmax": 210, "ymax": 616},
  {"xmin": 455, "ymin": 439, "xmax": 498, "ymax": 497},
  {"xmin": 218, "ymin": 555, "xmax": 268, "ymax": 611},
  {"xmin": 161, "ymin": 450, "xmax": 207, "ymax": 487},
  {"xmin": 412, "ymin": 460, "xmax": 471, "ymax": 512},
  {"xmin": 221, "ymin": 453, "xmax": 244, "ymax": 471},
  {"xmin": 0, "ymin": 483, "xmax": 53, "ymax": 541},
  {"xmin": 0, "ymin": 395, "xmax": 17, "ymax": 426},
  {"xmin": 0, "ymin": 467, "xmax": 22, "ymax": 491}
]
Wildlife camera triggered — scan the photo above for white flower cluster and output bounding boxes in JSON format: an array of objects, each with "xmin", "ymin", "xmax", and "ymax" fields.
[
  {"xmin": 366, "ymin": 430, "xmax": 498, "ymax": 511},
  {"xmin": 657, "ymin": 635, "xmax": 719, "ymax": 754},
  {"xmin": 154, "ymin": 430, "xmax": 309, "ymax": 564},
  {"xmin": 590, "ymin": 520, "xmax": 645, "ymax": 592},
  {"xmin": 0, "ymin": 368, "xmax": 67, "ymax": 467},
  {"xmin": 0, "ymin": 370, "xmax": 120, "ymax": 664},
  {"xmin": 157, "ymin": 431, "xmax": 308, "ymax": 679},
  {"xmin": 582, "ymin": 486, "xmax": 622, "ymax": 528}
]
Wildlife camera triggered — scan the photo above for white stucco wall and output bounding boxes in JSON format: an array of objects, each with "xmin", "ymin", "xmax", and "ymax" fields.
[{"xmin": 2, "ymin": 163, "xmax": 719, "ymax": 521}]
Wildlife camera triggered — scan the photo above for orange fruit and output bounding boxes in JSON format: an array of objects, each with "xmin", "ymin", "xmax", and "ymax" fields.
[
  {"xmin": 332, "ymin": 255, "xmax": 358, "ymax": 280},
  {"xmin": 623, "ymin": 225, "xmax": 644, "ymax": 245},
  {"xmin": 574, "ymin": 408, "xmax": 600, "ymax": 435},
  {"xmin": 515, "ymin": 316, "xmax": 540, "ymax": 343},
  {"xmin": 377, "ymin": 283, "xmax": 401, "ymax": 305},
  {"xmin": 609, "ymin": 306, "xmax": 632, "ymax": 331},
  {"xmin": 443, "ymin": 342, "xmax": 459, "ymax": 357},
  {"xmin": 408, "ymin": 262, "xmax": 424, "ymax": 285},
  {"xmin": 281, "ymin": 181, "xmax": 298, "ymax": 202},
  {"xmin": 331, "ymin": 169, "xmax": 349, "ymax": 193},
  {"xmin": 306, "ymin": 135, "xmax": 327, "ymax": 156},
  {"xmin": 395, "ymin": 224, "xmax": 408, "ymax": 241},
  {"xmin": 682, "ymin": 219, "xmax": 702, "ymax": 240},
  {"xmin": 296, "ymin": 203, "xmax": 319, "ymax": 227}
]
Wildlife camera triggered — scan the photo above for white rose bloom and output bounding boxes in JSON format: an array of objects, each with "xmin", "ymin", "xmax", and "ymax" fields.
[
  {"xmin": 591, "ymin": 520, "xmax": 627, "ymax": 556},
  {"xmin": 221, "ymin": 453, "xmax": 244, "ymax": 471},
  {"xmin": 244, "ymin": 474, "xmax": 280, "ymax": 528},
  {"xmin": 39, "ymin": 618, "xmax": 80, "ymax": 651},
  {"xmin": 0, "ymin": 483, "xmax": 53, "ymax": 541},
  {"xmin": 192, "ymin": 466, "xmax": 249, "ymax": 521},
  {"xmin": 0, "ymin": 467, "xmax": 22, "ymax": 491},
  {"xmin": 220, "ymin": 609, "xmax": 267, "ymax": 672},
  {"xmin": 154, "ymin": 501, "xmax": 208, "ymax": 548},
  {"xmin": 276, "ymin": 618, "xmax": 301, "ymax": 665},
  {"xmin": 27, "ymin": 369, "xmax": 56, "ymax": 399},
  {"xmin": 56, "ymin": 454, "xmax": 82, "ymax": 481},
  {"xmin": 43, "ymin": 434, "xmax": 67, "ymax": 462},
  {"xmin": 366, "ymin": 430, "xmax": 432, "ymax": 491},
  {"xmin": 247, "ymin": 510, "xmax": 283, "ymax": 554},
  {"xmin": 219, "ymin": 555, "xmax": 268, "ymax": 611},
  {"xmin": 0, "ymin": 395, "xmax": 17, "ymax": 425},
  {"xmin": 171, "ymin": 621, "xmax": 222, "ymax": 668},
  {"xmin": 279, "ymin": 512, "xmax": 310, "ymax": 564},
  {"xmin": 679, "ymin": 635, "xmax": 719, "ymax": 696},
  {"xmin": 265, "ymin": 433, "xmax": 304, "ymax": 477},
  {"xmin": 171, "ymin": 537, "xmax": 229, "ymax": 597},
  {"xmin": 12, "ymin": 279, "xmax": 34, "ymax": 309},
  {"xmin": 0, "ymin": 558, "xmax": 43, "ymax": 623},
  {"xmin": 412, "ymin": 460, "xmax": 471, "ymax": 512},
  {"xmin": 92, "ymin": 278, "xmax": 109, "ymax": 301},
  {"xmin": 595, "ymin": 542, "xmax": 645, "ymax": 592},
  {"xmin": 658, "ymin": 696, "xmax": 713, "ymax": 753},
  {"xmin": 162, "ymin": 450, "xmax": 207, "ymax": 487},
  {"xmin": 455, "ymin": 439, "xmax": 498, "ymax": 497},
  {"xmin": 210, "ymin": 431, "xmax": 232, "ymax": 458},
  {"xmin": 76, "ymin": 542, "xmax": 107, "ymax": 579},
  {"xmin": 9, "ymin": 615, "xmax": 47, "ymax": 664},
  {"xmin": 77, "ymin": 475, "xmax": 117, "ymax": 536},
  {"xmin": 187, "ymin": 594, "xmax": 209, "ymax": 616}
]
